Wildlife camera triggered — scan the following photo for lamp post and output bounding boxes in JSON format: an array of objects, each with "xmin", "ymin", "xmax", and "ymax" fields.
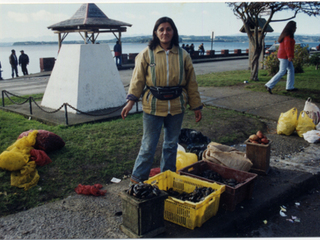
[{"xmin": 211, "ymin": 31, "xmax": 214, "ymax": 51}]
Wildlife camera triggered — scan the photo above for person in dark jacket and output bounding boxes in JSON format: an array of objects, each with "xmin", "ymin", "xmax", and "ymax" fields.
[
  {"xmin": 189, "ymin": 43, "xmax": 195, "ymax": 56},
  {"xmin": 9, "ymin": 49, "xmax": 19, "ymax": 78},
  {"xmin": 19, "ymin": 50, "xmax": 29, "ymax": 75},
  {"xmin": 113, "ymin": 41, "xmax": 122, "ymax": 66},
  {"xmin": 198, "ymin": 43, "xmax": 205, "ymax": 55}
]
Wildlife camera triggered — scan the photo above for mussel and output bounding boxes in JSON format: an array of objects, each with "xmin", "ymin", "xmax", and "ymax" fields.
[
  {"xmin": 165, "ymin": 186, "xmax": 215, "ymax": 203},
  {"xmin": 126, "ymin": 183, "xmax": 161, "ymax": 199}
]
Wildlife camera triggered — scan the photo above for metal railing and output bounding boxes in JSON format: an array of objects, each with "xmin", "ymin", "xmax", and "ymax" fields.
[{"xmin": 1, "ymin": 90, "xmax": 138, "ymax": 125}]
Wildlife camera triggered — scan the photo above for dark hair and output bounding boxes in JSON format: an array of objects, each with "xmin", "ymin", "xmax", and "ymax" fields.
[
  {"xmin": 148, "ymin": 17, "xmax": 179, "ymax": 50},
  {"xmin": 278, "ymin": 21, "xmax": 296, "ymax": 43}
]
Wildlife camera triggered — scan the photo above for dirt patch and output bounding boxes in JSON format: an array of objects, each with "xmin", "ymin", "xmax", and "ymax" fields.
[
  {"xmin": 259, "ymin": 118, "xmax": 310, "ymax": 157},
  {"xmin": 151, "ymin": 106, "xmax": 310, "ymax": 166}
]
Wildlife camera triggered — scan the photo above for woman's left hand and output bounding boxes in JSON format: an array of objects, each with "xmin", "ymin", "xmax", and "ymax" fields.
[{"xmin": 194, "ymin": 110, "xmax": 202, "ymax": 122}]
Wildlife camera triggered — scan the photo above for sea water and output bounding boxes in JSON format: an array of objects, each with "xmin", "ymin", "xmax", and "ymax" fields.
[{"xmin": 0, "ymin": 41, "xmax": 318, "ymax": 80}]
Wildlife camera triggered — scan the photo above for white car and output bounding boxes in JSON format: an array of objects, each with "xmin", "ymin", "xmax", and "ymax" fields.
[
  {"xmin": 265, "ymin": 43, "xmax": 310, "ymax": 56},
  {"xmin": 265, "ymin": 44, "xmax": 279, "ymax": 56}
]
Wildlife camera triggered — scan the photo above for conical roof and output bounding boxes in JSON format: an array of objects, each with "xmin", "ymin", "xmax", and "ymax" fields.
[{"xmin": 48, "ymin": 3, "xmax": 132, "ymax": 31}]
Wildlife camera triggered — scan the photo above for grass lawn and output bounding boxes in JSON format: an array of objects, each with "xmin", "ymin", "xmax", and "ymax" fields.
[{"xmin": 197, "ymin": 66, "xmax": 320, "ymax": 103}]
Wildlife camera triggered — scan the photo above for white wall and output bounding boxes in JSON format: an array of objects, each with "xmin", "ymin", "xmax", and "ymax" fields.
[{"xmin": 41, "ymin": 44, "xmax": 126, "ymax": 114}]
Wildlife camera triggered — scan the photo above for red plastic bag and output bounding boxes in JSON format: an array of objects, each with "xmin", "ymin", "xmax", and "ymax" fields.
[
  {"xmin": 18, "ymin": 130, "xmax": 65, "ymax": 153},
  {"xmin": 149, "ymin": 167, "xmax": 161, "ymax": 177},
  {"xmin": 75, "ymin": 184, "xmax": 107, "ymax": 196},
  {"xmin": 30, "ymin": 149, "xmax": 52, "ymax": 166}
]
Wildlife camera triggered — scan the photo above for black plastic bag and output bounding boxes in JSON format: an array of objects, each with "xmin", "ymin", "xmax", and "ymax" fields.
[{"xmin": 179, "ymin": 128, "xmax": 211, "ymax": 160}]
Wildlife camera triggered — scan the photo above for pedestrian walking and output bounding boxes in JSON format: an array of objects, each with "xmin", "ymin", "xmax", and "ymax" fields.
[
  {"xmin": 9, "ymin": 49, "xmax": 19, "ymax": 78},
  {"xmin": 19, "ymin": 50, "xmax": 29, "ymax": 75},
  {"xmin": 265, "ymin": 21, "xmax": 297, "ymax": 94},
  {"xmin": 113, "ymin": 41, "xmax": 122, "ymax": 66},
  {"xmin": 121, "ymin": 16, "xmax": 202, "ymax": 185}
]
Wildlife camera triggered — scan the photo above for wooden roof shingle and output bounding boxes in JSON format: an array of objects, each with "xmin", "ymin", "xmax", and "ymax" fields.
[{"xmin": 48, "ymin": 3, "xmax": 132, "ymax": 31}]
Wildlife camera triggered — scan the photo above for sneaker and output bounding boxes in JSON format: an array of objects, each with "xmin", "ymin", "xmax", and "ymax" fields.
[
  {"xmin": 286, "ymin": 88, "xmax": 298, "ymax": 92},
  {"xmin": 265, "ymin": 86, "xmax": 272, "ymax": 94}
]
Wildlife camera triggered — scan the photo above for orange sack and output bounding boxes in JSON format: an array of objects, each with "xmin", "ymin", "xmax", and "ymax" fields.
[
  {"xmin": 149, "ymin": 167, "xmax": 161, "ymax": 177},
  {"xmin": 75, "ymin": 184, "xmax": 107, "ymax": 196},
  {"xmin": 30, "ymin": 149, "xmax": 52, "ymax": 166},
  {"xmin": 18, "ymin": 130, "xmax": 65, "ymax": 153}
]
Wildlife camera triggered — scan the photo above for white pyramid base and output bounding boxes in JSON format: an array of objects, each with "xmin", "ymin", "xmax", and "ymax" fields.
[{"xmin": 41, "ymin": 44, "xmax": 126, "ymax": 114}]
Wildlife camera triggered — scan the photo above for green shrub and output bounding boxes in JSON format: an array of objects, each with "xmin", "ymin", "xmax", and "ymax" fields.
[
  {"xmin": 264, "ymin": 52, "xmax": 279, "ymax": 76},
  {"xmin": 264, "ymin": 44, "xmax": 309, "ymax": 76},
  {"xmin": 293, "ymin": 44, "xmax": 309, "ymax": 73},
  {"xmin": 309, "ymin": 52, "xmax": 320, "ymax": 70}
]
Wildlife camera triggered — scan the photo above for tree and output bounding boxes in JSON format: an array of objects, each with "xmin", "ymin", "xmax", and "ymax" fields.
[{"xmin": 227, "ymin": 2, "xmax": 320, "ymax": 81}]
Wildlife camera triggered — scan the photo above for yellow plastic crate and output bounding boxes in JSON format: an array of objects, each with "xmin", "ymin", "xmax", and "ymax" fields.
[{"xmin": 144, "ymin": 170, "xmax": 225, "ymax": 230}]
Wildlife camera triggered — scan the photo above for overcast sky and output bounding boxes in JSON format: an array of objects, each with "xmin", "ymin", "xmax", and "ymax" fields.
[{"xmin": 0, "ymin": 0, "xmax": 319, "ymax": 43}]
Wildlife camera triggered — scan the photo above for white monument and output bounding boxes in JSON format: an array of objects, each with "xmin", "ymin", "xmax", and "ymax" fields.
[{"xmin": 41, "ymin": 44, "xmax": 127, "ymax": 114}]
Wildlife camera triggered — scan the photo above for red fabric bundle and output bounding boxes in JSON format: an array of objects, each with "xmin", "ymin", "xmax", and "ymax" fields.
[
  {"xmin": 75, "ymin": 184, "xmax": 107, "ymax": 196},
  {"xmin": 18, "ymin": 130, "xmax": 65, "ymax": 153},
  {"xmin": 30, "ymin": 149, "xmax": 52, "ymax": 166},
  {"xmin": 149, "ymin": 167, "xmax": 161, "ymax": 177}
]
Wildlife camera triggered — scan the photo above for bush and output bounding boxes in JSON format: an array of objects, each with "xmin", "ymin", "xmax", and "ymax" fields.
[
  {"xmin": 264, "ymin": 44, "xmax": 309, "ymax": 76},
  {"xmin": 293, "ymin": 44, "xmax": 309, "ymax": 73},
  {"xmin": 264, "ymin": 52, "xmax": 279, "ymax": 75},
  {"xmin": 309, "ymin": 52, "xmax": 320, "ymax": 70}
]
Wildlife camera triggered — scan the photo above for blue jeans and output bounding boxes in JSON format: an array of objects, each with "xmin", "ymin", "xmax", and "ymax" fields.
[
  {"xmin": 115, "ymin": 56, "xmax": 121, "ymax": 66},
  {"xmin": 265, "ymin": 58, "xmax": 295, "ymax": 90},
  {"xmin": 11, "ymin": 65, "xmax": 18, "ymax": 78},
  {"xmin": 131, "ymin": 112, "xmax": 184, "ymax": 183}
]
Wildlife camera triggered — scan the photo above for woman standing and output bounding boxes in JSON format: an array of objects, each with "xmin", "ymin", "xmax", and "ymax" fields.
[
  {"xmin": 265, "ymin": 21, "xmax": 297, "ymax": 94},
  {"xmin": 121, "ymin": 17, "xmax": 203, "ymax": 185}
]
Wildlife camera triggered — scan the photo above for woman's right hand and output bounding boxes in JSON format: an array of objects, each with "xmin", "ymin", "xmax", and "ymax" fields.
[{"xmin": 121, "ymin": 100, "xmax": 135, "ymax": 120}]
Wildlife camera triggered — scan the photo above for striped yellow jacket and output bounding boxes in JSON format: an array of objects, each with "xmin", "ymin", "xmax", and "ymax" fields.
[{"xmin": 127, "ymin": 45, "xmax": 202, "ymax": 117}]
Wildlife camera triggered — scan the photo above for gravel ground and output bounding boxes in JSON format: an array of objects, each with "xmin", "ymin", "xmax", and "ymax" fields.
[{"xmin": 0, "ymin": 179, "xmax": 129, "ymax": 239}]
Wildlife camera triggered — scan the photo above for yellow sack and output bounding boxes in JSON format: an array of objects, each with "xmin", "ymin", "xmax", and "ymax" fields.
[
  {"xmin": 296, "ymin": 111, "xmax": 316, "ymax": 137},
  {"xmin": 11, "ymin": 161, "xmax": 40, "ymax": 191},
  {"xmin": 7, "ymin": 130, "xmax": 38, "ymax": 154},
  {"xmin": 277, "ymin": 107, "xmax": 298, "ymax": 136},
  {"xmin": 0, "ymin": 130, "xmax": 38, "ymax": 171},
  {"xmin": 176, "ymin": 150, "xmax": 198, "ymax": 173},
  {"xmin": 0, "ymin": 149, "xmax": 28, "ymax": 171}
]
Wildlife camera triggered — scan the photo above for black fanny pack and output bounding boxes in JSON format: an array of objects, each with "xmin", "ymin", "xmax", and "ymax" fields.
[{"xmin": 147, "ymin": 86, "xmax": 183, "ymax": 100}]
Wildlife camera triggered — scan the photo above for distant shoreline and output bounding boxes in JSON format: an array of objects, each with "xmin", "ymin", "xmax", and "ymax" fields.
[{"xmin": 8, "ymin": 34, "xmax": 320, "ymax": 46}]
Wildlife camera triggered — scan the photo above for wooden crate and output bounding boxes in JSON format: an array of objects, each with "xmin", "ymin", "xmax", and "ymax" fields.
[
  {"xmin": 120, "ymin": 190, "xmax": 168, "ymax": 238},
  {"xmin": 245, "ymin": 139, "xmax": 272, "ymax": 175},
  {"xmin": 179, "ymin": 160, "xmax": 257, "ymax": 211}
]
